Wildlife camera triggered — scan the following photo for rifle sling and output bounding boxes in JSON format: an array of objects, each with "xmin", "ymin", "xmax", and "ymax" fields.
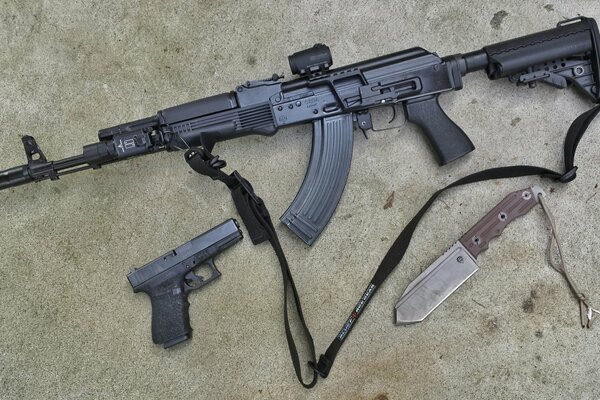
[{"xmin": 185, "ymin": 147, "xmax": 318, "ymax": 388}]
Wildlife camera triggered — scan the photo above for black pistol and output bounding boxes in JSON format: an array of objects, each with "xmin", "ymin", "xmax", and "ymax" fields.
[{"xmin": 127, "ymin": 219, "xmax": 243, "ymax": 348}]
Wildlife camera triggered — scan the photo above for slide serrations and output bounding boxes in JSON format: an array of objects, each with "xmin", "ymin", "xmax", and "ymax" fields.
[{"xmin": 280, "ymin": 113, "xmax": 354, "ymax": 245}]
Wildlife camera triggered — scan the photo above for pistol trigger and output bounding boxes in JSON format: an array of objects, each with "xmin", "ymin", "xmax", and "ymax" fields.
[
  {"xmin": 182, "ymin": 257, "xmax": 223, "ymax": 292},
  {"xmin": 184, "ymin": 270, "xmax": 204, "ymax": 287}
]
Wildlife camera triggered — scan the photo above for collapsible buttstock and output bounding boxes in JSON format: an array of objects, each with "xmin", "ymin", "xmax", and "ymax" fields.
[{"xmin": 280, "ymin": 114, "xmax": 354, "ymax": 245}]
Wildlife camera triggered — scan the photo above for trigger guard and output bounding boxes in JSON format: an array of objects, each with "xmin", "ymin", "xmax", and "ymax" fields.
[
  {"xmin": 182, "ymin": 259, "xmax": 222, "ymax": 292},
  {"xmin": 280, "ymin": 113, "xmax": 354, "ymax": 245},
  {"xmin": 184, "ymin": 271, "xmax": 204, "ymax": 285}
]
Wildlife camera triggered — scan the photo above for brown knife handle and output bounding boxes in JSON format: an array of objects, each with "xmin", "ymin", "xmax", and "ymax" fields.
[{"xmin": 459, "ymin": 187, "xmax": 542, "ymax": 258}]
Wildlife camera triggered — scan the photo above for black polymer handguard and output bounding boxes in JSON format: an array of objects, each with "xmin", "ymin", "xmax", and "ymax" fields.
[{"xmin": 127, "ymin": 219, "xmax": 243, "ymax": 348}]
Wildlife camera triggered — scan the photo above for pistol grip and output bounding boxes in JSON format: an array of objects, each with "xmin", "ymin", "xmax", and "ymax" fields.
[
  {"xmin": 149, "ymin": 285, "xmax": 192, "ymax": 348},
  {"xmin": 403, "ymin": 95, "xmax": 475, "ymax": 165},
  {"xmin": 280, "ymin": 113, "xmax": 354, "ymax": 245}
]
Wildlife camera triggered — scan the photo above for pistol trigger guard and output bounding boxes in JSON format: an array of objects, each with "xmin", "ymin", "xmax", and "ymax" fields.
[
  {"xmin": 183, "ymin": 258, "xmax": 222, "ymax": 292},
  {"xmin": 280, "ymin": 113, "xmax": 354, "ymax": 245},
  {"xmin": 205, "ymin": 258, "xmax": 220, "ymax": 274},
  {"xmin": 184, "ymin": 270, "xmax": 204, "ymax": 288}
]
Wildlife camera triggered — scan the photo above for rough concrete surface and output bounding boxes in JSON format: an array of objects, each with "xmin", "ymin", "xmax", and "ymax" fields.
[{"xmin": 0, "ymin": 1, "xmax": 599, "ymax": 399}]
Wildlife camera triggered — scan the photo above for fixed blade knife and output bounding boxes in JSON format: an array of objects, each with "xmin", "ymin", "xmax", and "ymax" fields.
[{"xmin": 395, "ymin": 186, "xmax": 545, "ymax": 325}]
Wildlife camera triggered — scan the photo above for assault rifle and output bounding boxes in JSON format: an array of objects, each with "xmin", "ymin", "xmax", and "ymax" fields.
[{"xmin": 1, "ymin": 17, "xmax": 598, "ymax": 245}]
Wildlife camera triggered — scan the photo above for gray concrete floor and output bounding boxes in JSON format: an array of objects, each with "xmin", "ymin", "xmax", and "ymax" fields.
[{"xmin": 1, "ymin": 1, "xmax": 599, "ymax": 399}]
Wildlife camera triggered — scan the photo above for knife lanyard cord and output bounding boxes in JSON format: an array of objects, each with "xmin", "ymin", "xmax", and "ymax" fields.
[
  {"xmin": 538, "ymin": 194, "xmax": 600, "ymax": 328},
  {"xmin": 184, "ymin": 148, "xmax": 318, "ymax": 389},
  {"xmin": 311, "ymin": 104, "xmax": 600, "ymax": 380}
]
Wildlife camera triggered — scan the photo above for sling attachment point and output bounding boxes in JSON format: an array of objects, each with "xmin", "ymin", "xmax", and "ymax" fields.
[
  {"xmin": 185, "ymin": 148, "xmax": 269, "ymax": 245},
  {"xmin": 559, "ymin": 166, "xmax": 578, "ymax": 183},
  {"xmin": 309, "ymin": 354, "xmax": 333, "ymax": 378}
]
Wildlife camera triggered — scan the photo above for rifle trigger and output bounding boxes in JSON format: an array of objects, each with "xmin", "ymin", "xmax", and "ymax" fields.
[{"xmin": 388, "ymin": 104, "xmax": 398, "ymax": 124}]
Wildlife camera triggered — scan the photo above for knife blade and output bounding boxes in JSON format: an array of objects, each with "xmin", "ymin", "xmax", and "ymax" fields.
[{"xmin": 395, "ymin": 186, "xmax": 545, "ymax": 325}]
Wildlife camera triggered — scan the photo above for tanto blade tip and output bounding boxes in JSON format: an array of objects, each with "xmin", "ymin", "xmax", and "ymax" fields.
[{"xmin": 394, "ymin": 242, "xmax": 479, "ymax": 325}]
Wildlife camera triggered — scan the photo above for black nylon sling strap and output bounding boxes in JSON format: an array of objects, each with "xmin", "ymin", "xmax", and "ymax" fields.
[
  {"xmin": 310, "ymin": 104, "xmax": 600, "ymax": 379},
  {"xmin": 184, "ymin": 148, "xmax": 318, "ymax": 389}
]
